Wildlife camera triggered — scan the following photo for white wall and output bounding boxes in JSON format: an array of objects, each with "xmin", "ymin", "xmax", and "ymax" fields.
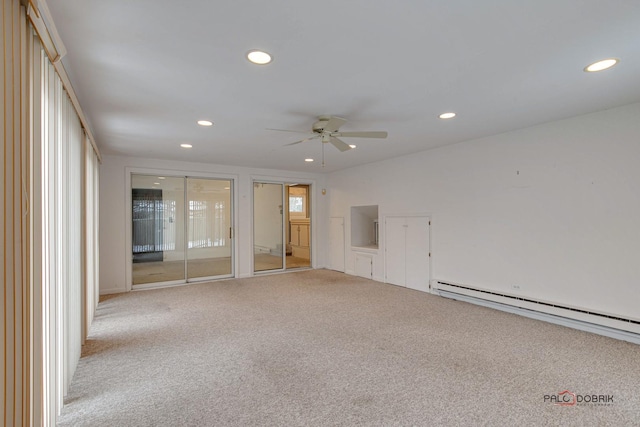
[
  {"xmin": 99, "ymin": 155, "xmax": 326, "ymax": 294},
  {"xmin": 327, "ymin": 103, "xmax": 640, "ymax": 320}
]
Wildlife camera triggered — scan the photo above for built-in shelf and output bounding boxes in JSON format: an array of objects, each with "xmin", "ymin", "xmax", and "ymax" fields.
[
  {"xmin": 351, "ymin": 205, "xmax": 378, "ymax": 249},
  {"xmin": 351, "ymin": 245, "xmax": 378, "ymax": 253}
]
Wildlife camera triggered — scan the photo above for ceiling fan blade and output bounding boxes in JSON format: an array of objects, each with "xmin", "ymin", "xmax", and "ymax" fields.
[
  {"xmin": 266, "ymin": 128, "xmax": 310, "ymax": 134},
  {"xmin": 322, "ymin": 116, "xmax": 347, "ymax": 133},
  {"xmin": 329, "ymin": 137, "xmax": 352, "ymax": 152},
  {"xmin": 332, "ymin": 131, "xmax": 388, "ymax": 138},
  {"xmin": 284, "ymin": 135, "xmax": 319, "ymax": 146}
]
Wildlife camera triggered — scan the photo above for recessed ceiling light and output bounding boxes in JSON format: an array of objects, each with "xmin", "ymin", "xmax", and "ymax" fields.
[
  {"xmin": 584, "ymin": 58, "xmax": 619, "ymax": 72},
  {"xmin": 158, "ymin": 177, "xmax": 165, "ymax": 180},
  {"xmin": 180, "ymin": 143, "xmax": 193, "ymax": 148},
  {"xmin": 154, "ymin": 182, "xmax": 160, "ymax": 185},
  {"xmin": 304, "ymin": 158, "xmax": 314, "ymax": 162},
  {"xmin": 224, "ymin": 187, "xmax": 230, "ymax": 190},
  {"xmin": 247, "ymin": 50, "xmax": 272, "ymax": 65},
  {"xmin": 439, "ymin": 112, "xmax": 456, "ymax": 119},
  {"xmin": 197, "ymin": 120, "xmax": 213, "ymax": 126},
  {"xmin": 349, "ymin": 144, "xmax": 357, "ymax": 149}
]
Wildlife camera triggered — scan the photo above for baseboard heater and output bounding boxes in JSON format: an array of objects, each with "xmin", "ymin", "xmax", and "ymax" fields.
[{"xmin": 435, "ymin": 281, "xmax": 640, "ymax": 344}]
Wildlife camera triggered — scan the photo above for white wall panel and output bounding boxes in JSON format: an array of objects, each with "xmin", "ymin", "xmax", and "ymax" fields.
[
  {"xmin": 328, "ymin": 217, "xmax": 345, "ymax": 272},
  {"xmin": 404, "ymin": 217, "xmax": 430, "ymax": 292},
  {"xmin": 384, "ymin": 216, "xmax": 430, "ymax": 292},
  {"xmin": 384, "ymin": 217, "xmax": 406, "ymax": 286}
]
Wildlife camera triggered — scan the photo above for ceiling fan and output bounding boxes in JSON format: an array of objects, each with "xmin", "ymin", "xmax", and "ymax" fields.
[{"xmin": 271, "ymin": 115, "xmax": 388, "ymax": 152}]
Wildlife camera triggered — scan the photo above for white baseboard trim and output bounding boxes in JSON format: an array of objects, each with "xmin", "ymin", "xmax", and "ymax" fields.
[
  {"xmin": 438, "ymin": 290, "xmax": 640, "ymax": 345},
  {"xmin": 100, "ymin": 287, "xmax": 126, "ymax": 295},
  {"xmin": 343, "ymin": 269, "xmax": 383, "ymax": 282}
]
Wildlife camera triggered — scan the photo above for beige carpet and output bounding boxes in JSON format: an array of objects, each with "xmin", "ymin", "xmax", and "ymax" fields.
[{"xmin": 59, "ymin": 270, "xmax": 640, "ymax": 426}]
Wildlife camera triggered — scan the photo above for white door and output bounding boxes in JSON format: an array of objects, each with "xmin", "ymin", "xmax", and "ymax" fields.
[
  {"xmin": 329, "ymin": 217, "xmax": 345, "ymax": 272},
  {"xmin": 405, "ymin": 217, "xmax": 430, "ymax": 292},
  {"xmin": 355, "ymin": 253, "xmax": 373, "ymax": 279},
  {"xmin": 385, "ymin": 217, "xmax": 406, "ymax": 286},
  {"xmin": 385, "ymin": 216, "xmax": 430, "ymax": 292}
]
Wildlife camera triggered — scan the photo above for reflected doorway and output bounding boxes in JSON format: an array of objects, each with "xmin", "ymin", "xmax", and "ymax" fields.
[{"xmin": 131, "ymin": 174, "xmax": 233, "ymax": 286}]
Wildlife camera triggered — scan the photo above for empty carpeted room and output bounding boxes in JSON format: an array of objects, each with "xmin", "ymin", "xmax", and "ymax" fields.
[{"xmin": 3, "ymin": 1, "xmax": 640, "ymax": 426}]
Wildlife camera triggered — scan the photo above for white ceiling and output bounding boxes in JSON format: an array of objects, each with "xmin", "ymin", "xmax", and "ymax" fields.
[{"xmin": 47, "ymin": 1, "xmax": 640, "ymax": 173}]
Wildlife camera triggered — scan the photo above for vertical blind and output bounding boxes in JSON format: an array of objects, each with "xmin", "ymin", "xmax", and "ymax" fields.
[
  {"xmin": 84, "ymin": 134, "xmax": 100, "ymax": 340},
  {"xmin": 2, "ymin": 0, "xmax": 101, "ymax": 425},
  {"xmin": 2, "ymin": 1, "xmax": 30, "ymax": 425}
]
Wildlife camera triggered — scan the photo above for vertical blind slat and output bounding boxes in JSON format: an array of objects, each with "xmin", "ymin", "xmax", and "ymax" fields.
[{"xmin": 1, "ymin": 1, "xmax": 29, "ymax": 425}]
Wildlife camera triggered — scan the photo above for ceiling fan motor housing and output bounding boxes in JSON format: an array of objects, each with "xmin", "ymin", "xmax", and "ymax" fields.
[{"xmin": 312, "ymin": 116, "xmax": 331, "ymax": 133}]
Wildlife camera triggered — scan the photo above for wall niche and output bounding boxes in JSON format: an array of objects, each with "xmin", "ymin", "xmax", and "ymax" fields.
[{"xmin": 350, "ymin": 205, "xmax": 378, "ymax": 249}]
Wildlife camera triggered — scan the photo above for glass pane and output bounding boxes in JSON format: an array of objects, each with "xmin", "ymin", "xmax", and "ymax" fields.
[
  {"xmin": 286, "ymin": 185, "xmax": 311, "ymax": 269},
  {"xmin": 254, "ymin": 182, "xmax": 284, "ymax": 272},
  {"xmin": 187, "ymin": 178, "xmax": 232, "ymax": 279},
  {"xmin": 132, "ymin": 175, "xmax": 185, "ymax": 285},
  {"xmin": 289, "ymin": 196, "xmax": 303, "ymax": 212}
]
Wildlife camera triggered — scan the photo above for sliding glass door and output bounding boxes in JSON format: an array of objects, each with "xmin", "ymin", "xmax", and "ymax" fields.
[
  {"xmin": 253, "ymin": 182, "xmax": 284, "ymax": 272},
  {"xmin": 253, "ymin": 181, "xmax": 312, "ymax": 273},
  {"xmin": 132, "ymin": 175, "xmax": 185, "ymax": 284},
  {"xmin": 131, "ymin": 174, "xmax": 233, "ymax": 286},
  {"xmin": 187, "ymin": 178, "xmax": 232, "ymax": 279}
]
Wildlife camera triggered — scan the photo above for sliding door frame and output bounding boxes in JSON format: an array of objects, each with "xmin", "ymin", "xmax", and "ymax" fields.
[
  {"xmin": 125, "ymin": 167, "xmax": 238, "ymax": 290},
  {"xmin": 251, "ymin": 177, "xmax": 316, "ymax": 275}
]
